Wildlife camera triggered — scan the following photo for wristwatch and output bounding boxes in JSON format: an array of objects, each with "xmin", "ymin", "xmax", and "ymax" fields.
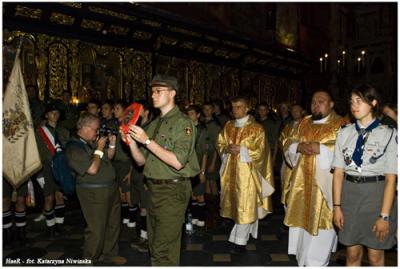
[
  {"xmin": 144, "ymin": 139, "xmax": 151, "ymax": 146},
  {"xmin": 94, "ymin": 149, "xmax": 104, "ymax": 159},
  {"xmin": 379, "ymin": 214, "xmax": 389, "ymax": 221}
]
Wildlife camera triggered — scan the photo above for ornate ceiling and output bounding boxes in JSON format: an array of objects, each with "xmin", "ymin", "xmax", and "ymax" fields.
[{"xmin": 3, "ymin": 2, "xmax": 311, "ymax": 80}]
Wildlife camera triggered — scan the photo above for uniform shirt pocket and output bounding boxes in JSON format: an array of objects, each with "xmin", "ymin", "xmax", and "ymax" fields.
[{"xmin": 364, "ymin": 142, "xmax": 383, "ymax": 158}]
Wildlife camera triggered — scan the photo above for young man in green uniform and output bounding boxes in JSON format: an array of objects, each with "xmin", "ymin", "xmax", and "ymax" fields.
[
  {"xmin": 130, "ymin": 101, "xmax": 155, "ymax": 253},
  {"xmin": 186, "ymin": 105, "xmax": 210, "ymax": 229},
  {"xmin": 35, "ymin": 104, "xmax": 70, "ymax": 237},
  {"xmin": 256, "ymin": 102, "xmax": 280, "ymax": 162},
  {"xmin": 201, "ymin": 102, "xmax": 222, "ymax": 227},
  {"xmin": 125, "ymin": 74, "xmax": 200, "ymax": 266},
  {"xmin": 113, "ymin": 100, "xmax": 136, "ymax": 228},
  {"xmin": 57, "ymin": 90, "xmax": 79, "ymax": 133},
  {"xmin": 65, "ymin": 112, "xmax": 126, "ymax": 265}
]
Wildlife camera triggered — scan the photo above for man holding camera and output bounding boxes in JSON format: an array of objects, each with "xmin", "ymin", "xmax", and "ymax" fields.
[{"xmin": 65, "ymin": 112, "xmax": 126, "ymax": 265}]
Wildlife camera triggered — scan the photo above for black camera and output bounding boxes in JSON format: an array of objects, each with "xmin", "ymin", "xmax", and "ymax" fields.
[{"xmin": 99, "ymin": 125, "xmax": 118, "ymax": 137}]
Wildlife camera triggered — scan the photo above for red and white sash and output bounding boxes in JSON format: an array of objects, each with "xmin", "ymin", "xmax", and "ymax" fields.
[{"xmin": 38, "ymin": 126, "xmax": 62, "ymax": 156}]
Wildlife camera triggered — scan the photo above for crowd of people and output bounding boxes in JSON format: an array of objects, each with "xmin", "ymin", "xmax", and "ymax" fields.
[{"xmin": 3, "ymin": 75, "xmax": 398, "ymax": 266}]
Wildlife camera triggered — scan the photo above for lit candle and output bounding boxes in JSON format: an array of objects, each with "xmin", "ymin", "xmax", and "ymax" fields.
[
  {"xmin": 337, "ymin": 59, "xmax": 341, "ymax": 72},
  {"xmin": 324, "ymin": 53, "xmax": 328, "ymax": 71},
  {"xmin": 357, "ymin": 57, "xmax": 361, "ymax": 72},
  {"xmin": 361, "ymin": 50, "xmax": 366, "ymax": 67},
  {"xmin": 72, "ymin": 96, "xmax": 79, "ymax": 106},
  {"xmin": 342, "ymin": 51, "xmax": 346, "ymax": 68},
  {"xmin": 319, "ymin": 57, "xmax": 323, "ymax": 72}
]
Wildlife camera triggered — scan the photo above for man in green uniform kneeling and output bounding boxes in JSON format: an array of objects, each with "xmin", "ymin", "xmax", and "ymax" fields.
[{"xmin": 125, "ymin": 74, "xmax": 200, "ymax": 266}]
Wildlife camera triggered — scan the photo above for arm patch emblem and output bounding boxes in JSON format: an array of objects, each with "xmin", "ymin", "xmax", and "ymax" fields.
[{"xmin": 185, "ymin": 127, "xmax": 192, "ymax": 136}]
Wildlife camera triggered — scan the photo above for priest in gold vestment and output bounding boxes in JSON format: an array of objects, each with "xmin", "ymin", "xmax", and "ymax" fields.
[
  {"xmin": 279, "ymin": 104, "xmax": 304, "ymax": 208},
  {"xmin": 217, "ymin": 96, "xmax": 274, "ymax": 254},
  {"xmin": 283, "ymin": 91, "xmax": 347, "ymax": 266}
]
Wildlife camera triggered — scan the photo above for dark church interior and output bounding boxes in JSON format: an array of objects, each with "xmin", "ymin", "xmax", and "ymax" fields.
[{"xmin": 2, "ymin": 2, "xmax": 397, "ymax": 266}]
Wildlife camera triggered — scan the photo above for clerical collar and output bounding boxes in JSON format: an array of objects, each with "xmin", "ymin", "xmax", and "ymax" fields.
[
  {"xmin": 313, "ymin": 114, "xmax": 330, "ymax": 124},
  {"xmin": 235, "ymin": 115, "xmax": 249, "ymax": 127}
]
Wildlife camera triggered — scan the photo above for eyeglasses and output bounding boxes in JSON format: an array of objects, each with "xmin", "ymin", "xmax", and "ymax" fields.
[
  {"xmin": 85, "ymin": 125, "xmax": 99, "ymax": 133},
  {"xmin": 152, "ymin": 89, "xmax": 170, "ymax": 95}
]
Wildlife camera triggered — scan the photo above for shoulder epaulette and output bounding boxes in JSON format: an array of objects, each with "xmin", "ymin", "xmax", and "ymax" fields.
[{"xmin": 382, "ymin": 123, "xmax": 395, "ymax": 129}]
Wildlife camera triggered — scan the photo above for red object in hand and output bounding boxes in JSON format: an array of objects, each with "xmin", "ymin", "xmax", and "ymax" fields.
[{"xmin": 120, "ymin": 102, "xmax": 143, "ymax": 145}]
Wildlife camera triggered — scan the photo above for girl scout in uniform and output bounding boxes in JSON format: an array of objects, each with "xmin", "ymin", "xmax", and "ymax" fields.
[{"xmin": 332, "ymin": 84, "xmax": 397, "ymax": 266}]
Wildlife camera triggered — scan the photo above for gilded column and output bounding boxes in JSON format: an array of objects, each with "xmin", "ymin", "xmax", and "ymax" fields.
[
  {"xmin": 35, "ymin": 34, "xmax": 48, "ymax": 101},
  {"xmin": 48, "ymin": 43, "xmax": 68, "ymax": 99},
  {"xmin": 69, "ymin": 40, "xmax": 79, "ymax": 99}
]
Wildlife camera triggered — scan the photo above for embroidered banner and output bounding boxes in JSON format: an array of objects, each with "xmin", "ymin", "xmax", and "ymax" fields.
[{"xmin": 3, "ymin": 54, "xmax": 42, "ymax": 188}]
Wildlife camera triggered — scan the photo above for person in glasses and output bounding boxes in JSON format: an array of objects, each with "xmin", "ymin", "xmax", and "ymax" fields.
[
  {"xmin": 125, "ymin": 74, "xmax": 199, "ymax": 266},
  {"xmin": 65, "ymin": 112, "xmax": 126, "ymax": 265}
]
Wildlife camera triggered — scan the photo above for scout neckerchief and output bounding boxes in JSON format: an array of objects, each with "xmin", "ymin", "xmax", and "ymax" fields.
[{"xmin": 351, "ymin": 118, "xmax": 380, "ymax": 168}]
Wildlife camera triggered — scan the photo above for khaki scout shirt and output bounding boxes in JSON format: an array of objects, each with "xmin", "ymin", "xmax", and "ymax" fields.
[
  {"xmin": 194, "ymin": 123, "xmax": 210, "ymax": 165},
  {"xmin": 332, "ymin": 122, "xmax": 398, "ymax": 176},
  {"xmin": 203, "ymin": 118, "xmax": 222, "ymax": 179},
  {"xmin": 35, "ymin": 124, "xmax": 70, "ymax": 180},
  {"xmin": 259, "ymin": 117, "xmax": 280, "ymax": 152},
  {"xmin": 142, "ymin": 106, "xmax": 200, "ymax": 179},
  {"xmin": 113, "ymin": 124, "xmax": 132, "ymax": 162},
  {"xmin": 35, "ymin": 124, "xmax": 70, "ymax": 164},
  {"xmin": 204, "ymin": 118, "xmax": 221, "ymax": 153},
  {"xmin": 65, "ymin": 136, "xmax": 116, "ymax": 185}
]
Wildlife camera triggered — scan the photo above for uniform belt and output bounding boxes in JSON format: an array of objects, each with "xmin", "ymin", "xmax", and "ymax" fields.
[
  {"xmin": 345, "ymin": 174, "xmax": 385, "ymax": 184},
  {"xmin": 147, "ymin": 177, "xmax": 190, "ymax": 185},
  {"xmin": 76, "ymin": 182, "xmax": 114, "ymax": 188}
]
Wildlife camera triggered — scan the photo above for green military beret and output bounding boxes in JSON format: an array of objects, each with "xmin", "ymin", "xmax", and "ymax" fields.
[{"xmin": 150, "ymin": 74, "xmax": 179, "ymax": 92}]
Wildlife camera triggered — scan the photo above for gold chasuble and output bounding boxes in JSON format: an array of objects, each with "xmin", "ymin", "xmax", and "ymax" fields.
[
  {"xmin": 283, "ymin": 112, "xmax": 347, "ymax": 236},
  {"xmin": 279, "ymin": 121, "xmax": 299, "ymax": 206},
  {"xmin": 217, "ymin": 119, "xmax": 274, "ymax": 224}
]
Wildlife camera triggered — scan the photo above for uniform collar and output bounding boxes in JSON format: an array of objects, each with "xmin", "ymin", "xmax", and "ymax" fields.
[
  {"xmin": 161, "ymin": 105, "xmax": 180, "ymax": 119},
  {"xmin": 357, "ymin": 118, "xmax": 378, "ymax": 129},
  {"xmin": 74, "ymin": 135, "xmax": 93, "ymax": 148},
  {"xmin": 45, "ymin": 123, "xmax": 56, "ymax": 131}
]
